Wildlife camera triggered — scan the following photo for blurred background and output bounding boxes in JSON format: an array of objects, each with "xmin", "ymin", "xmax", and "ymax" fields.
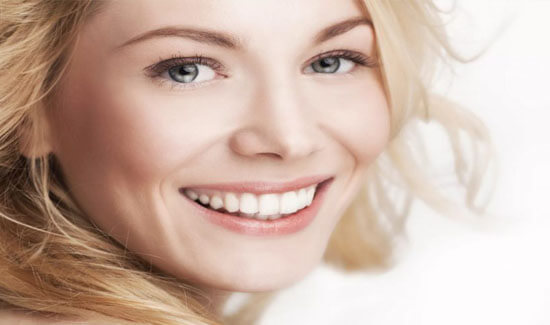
[{"xmin": 229, "ymin": 0, "xmax": 550, "ymax": 324}]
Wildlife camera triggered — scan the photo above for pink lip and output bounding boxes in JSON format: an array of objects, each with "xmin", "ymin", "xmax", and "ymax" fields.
[
  {"xmin": 182, "ymin": 174, "xmax": 333, "ymax": 195},
  {"xmin": 179, "ymin": 177, "xmax": 334, "ymax": 236}
]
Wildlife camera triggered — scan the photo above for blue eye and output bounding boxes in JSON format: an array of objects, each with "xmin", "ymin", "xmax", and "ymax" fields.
[
  {"xmin": 307, "ymin": 57, "xmax": 356, "ymax": 74},
  {"xmin": 167, "ymin": 63, "xmax": 216, "ymax": 84},
  {"xmin": 146, "ymin": 55, "xmax": 224, "ymax": 88},
  {"xmin": 305, "ymin": 50, "xmax": 377, "ymax": 74},
  {"xmin": 145, "ymin": 50, "xmax": 377, "ymax": 90}
]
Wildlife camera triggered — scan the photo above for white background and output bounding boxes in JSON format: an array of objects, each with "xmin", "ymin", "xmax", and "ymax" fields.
[{"xmin": 245, "ymin": 1, "xmax": 550, "ymax": 324}]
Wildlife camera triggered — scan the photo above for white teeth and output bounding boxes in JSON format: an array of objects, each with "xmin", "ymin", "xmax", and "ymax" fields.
[
  {"xmin": 224, "ymin": 193, "xmax": 240, "ymax": 213},
  {"xmin": 199, "ymin": 194, "xmax": 210, "ymax": 205},
  {"xmin": 209, "ymin": 195, "xmax": 224, "ymax": 210},
  {"xmin": 280, "ymin": 191, "xmax": 299, "ymax": 214},
  {"xmin": 306, "ymin": 185, "xmax": 315, "ymax": 206},
  {"xmin": 268, "ymin": 213, "xmax": 282, "ymax": 220},
  {"xmin": 240, "ymin": 193, "xmax": 258, "ymax": 214},
  {"xmin": 258, "ymin": 193, "xmax": 280, "ymax": 215},
  {"xmin": 240, "ymin": 212, "xmax": 256, "ymax": 218},
  {"xmin": 183, "ymin": 182, "xmax": 320, "ymax": 219},
  {"xmin": 296, "ymin": 188, "xmax": 308, "ymax": 210},
  {"xmin": 255, "ymin": 213, "xmax": 269, "ymax": 220},
  {"xmin": 184, "ymin": 189, "xmax": 199, "ymax": 200}
]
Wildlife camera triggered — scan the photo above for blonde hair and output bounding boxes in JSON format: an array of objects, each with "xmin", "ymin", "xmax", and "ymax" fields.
[{"xmin": 0, "ymin": 0, "xmax": 494, "ymax": 324}]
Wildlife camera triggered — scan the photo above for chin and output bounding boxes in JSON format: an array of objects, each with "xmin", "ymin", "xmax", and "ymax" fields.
[{"xmin": 219, "ymin": 252, "xmax": 324, "ymax": 293}]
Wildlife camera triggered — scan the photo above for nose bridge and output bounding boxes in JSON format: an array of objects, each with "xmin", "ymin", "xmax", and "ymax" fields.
[{"xmin": 229, "ymin": 66, "xmax": 322, "ymax": 161}]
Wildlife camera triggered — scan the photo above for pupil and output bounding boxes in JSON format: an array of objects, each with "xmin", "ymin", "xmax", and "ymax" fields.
[{"xmin": 320, "ymin": 58, "xmax": 336, "ymax": 67}]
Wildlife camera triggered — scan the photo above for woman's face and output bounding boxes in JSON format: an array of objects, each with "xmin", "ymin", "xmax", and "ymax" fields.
[{"xmin": 46, "ymin": 0, "xmax": 390, "ymax": 291}]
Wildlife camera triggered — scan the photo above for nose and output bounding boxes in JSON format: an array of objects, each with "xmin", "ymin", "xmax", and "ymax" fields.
[{"xmin": 228, "ymin": 77, "xmax": 323, "ymax": 161}]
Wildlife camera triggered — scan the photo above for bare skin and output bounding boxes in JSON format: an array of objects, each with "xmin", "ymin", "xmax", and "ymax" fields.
[{"xmin": 12, "ymin": 0, "xmax": 390, "ymax": 322}]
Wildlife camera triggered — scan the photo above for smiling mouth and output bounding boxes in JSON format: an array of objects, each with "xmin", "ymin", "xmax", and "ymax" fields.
[{"xmin": 179, "ymin": 177, "xmax": 333, "ymax": 221}]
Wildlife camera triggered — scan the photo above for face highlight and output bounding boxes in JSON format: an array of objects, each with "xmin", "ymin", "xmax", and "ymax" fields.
[{"xmin": 46, "ymin": 0, "xmax": 390, "ymax": 291}]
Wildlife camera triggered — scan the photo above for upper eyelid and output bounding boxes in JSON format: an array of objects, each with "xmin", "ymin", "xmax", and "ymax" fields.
[
  {"xmin": 144, "ymin": 55, "xmax": 224, "ymax": 77},
  {"xmin": 146, "ymin": 50, "xmax": 371, "ymax": 91},
  {"xmin": 303, "ymin": 50, "xmax": 346, "ymax": 67},
  {"xmin": 146, "ymin": 49, "xmax": 373, "ymax": 76},
  {"xmin": 301, "ymin": 49, "xmax": 376, "ymax": 69}
]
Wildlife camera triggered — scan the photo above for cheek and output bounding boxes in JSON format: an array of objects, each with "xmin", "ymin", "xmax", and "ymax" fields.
[
  {"xmin": 311, "ymin": 76, "xmax": 391, "ymax": 164},
  {"xmin": 50, "ymin": 78, "xmax": 231, "ymax": 189}
]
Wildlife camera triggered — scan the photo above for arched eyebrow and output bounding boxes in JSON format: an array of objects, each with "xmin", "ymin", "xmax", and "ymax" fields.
[
  {"xmin": 314, "ymin": 16, "xmax": 372, "ymax": 43},
  {"xmin": 115, "ymin": 16, "xmax": 372, "ymax": 51}
]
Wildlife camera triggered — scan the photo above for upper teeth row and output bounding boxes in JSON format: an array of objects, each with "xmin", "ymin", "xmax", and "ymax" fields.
[{"xmin": 183, "ymin": 184, "xmax": 318, "ymax": 219}]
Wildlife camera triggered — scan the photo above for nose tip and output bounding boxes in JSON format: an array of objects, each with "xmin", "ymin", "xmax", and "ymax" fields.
[
  {"xmin": 228, "ymin": 71, "xmax": 323, "ymax": 162},
  {"xmin": 228, "ymin": 125, "xmax": 321, "ymax": 161}
]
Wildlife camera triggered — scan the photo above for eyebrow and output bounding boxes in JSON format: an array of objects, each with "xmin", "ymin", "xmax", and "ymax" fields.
[{"xmin": 116, "ymin": 16, "xmax": 372, "ymax": 51}]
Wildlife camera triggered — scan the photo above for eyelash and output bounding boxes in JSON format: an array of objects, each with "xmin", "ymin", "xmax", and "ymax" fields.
[
  {"xmin": 305, "ymin": 49, "xmax": 378, "ymax": 71},
  {"xmin": 145, "ymin": 49, "xmax": 378, "ymax": 90}
]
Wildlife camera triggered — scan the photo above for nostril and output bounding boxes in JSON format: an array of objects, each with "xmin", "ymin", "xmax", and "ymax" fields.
[{"xmin": 257, "ymin": 152, "xmax": 283, "ymax": 159}]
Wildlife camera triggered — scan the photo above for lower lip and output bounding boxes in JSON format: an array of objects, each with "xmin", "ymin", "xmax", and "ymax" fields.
[{"xmin": 179, "ymin": 178, "xmax": 334, "ymax": 236}]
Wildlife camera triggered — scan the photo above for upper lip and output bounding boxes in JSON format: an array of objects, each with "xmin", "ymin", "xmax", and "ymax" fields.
[{"xmin": 181, "ymin": 175, "xmax": 333, "ymax": 195}]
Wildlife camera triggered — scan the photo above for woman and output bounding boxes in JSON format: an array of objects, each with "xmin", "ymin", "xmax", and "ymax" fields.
[{"xmin": 0, "ymin": 0, "xmax": 492, "ymax": 324}]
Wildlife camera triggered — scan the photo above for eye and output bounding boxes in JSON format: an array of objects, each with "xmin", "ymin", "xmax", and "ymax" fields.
[
  {"xmin": 309, "ymin": 57, "xmax": 354, "ymax": 74},
  {"xmin": 166, "ymin": 63, "xmax": 215, "ymax": 84},
  {"xmin": 304, "ymin": 50, "xmax": 377, "ymax": 74},
  {"xmin": 145, "ymin": 55, "xmax": 225, "ymax": 89}
]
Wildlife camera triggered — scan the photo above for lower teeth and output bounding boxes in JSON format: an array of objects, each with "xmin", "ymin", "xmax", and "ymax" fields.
[
  {"xmin": 234, "ymin": 211, "xmax": 289, "ymax": 219},
  {"xmin": 237, "ymin": 212, "xmax": 285, "ymax": 219}
]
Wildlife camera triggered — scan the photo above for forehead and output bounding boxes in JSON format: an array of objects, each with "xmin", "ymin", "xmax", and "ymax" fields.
[{"xmin": 85, "ymin": 0, "xmax": 368, "ymax": 50}]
